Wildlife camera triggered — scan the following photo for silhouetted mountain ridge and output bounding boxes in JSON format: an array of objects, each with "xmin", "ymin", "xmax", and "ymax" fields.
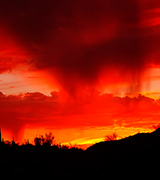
[
  {"xmin": 82, "ymin": 128, "xmax": 160, "ymax": 177},
  {"xmin": 86, "ymin": 127, "xmax": 160, "ymax": 154},
  {"xmin": 0, "ymin": 128, "xmax": 160, "ymax": 178}
]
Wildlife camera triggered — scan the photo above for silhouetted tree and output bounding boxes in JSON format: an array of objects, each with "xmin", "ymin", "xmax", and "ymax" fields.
[
  {"xmin": 61, "ymin": 145, "xmax": 69, "ymax": 150},
  {"xmin": 104, "ymin": 132, "xmax": 118, "ymax": 141},
  {"xmin": 34, "ymin": 132, "xmax": 55, "ymax": 146},
  {"xmin": 152, "ymin": 124, "xmax": 160, "ymax": 130},
  {"xmin": 34, "ymin": 137, "xmax": 42, "ymax": 146},
  {"xmin": 44, "ymin": 132, "xmax": 55, "ymax": 146}
]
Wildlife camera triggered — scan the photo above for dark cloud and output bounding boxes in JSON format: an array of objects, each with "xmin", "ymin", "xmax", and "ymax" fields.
[
  {"xmin": 23, "ymin": 92, "xmax": 48, "ymax": 101},
  {"xmin": 140, "ymin": 0, "xmax": 160, "ymax": 10},
  {"xmin": 0, "ymin": 0, "xmax": 159, "ymax": 95}
]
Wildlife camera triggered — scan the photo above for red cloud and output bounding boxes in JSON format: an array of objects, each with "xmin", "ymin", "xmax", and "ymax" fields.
[
  {"xmin": 1, "ymin": 0, "xmax": 160, "ymax": 144},
  {"xmin": 0, "ymin": 90, "xmax": 160, "ymax": 142},
  {"xmin": 1, "ymin": 0, "xmax": 159, "ymax": 96}
]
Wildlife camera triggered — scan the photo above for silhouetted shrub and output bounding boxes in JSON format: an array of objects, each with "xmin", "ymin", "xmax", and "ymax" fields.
[
  {"xmin": 34, "ymin": 132, "xmax": 55, "ymax": 146},
  {"xmin": 61, "ymin": 145, "xmax": 69, "ymax": 150},
  {"xmin": 152, "ymin": 124, "xmax": 160, "ymax": 130},
  {"xmin": 104, "ymin": 132, "xmax": 118, "ymax": 141},
  {"xmin": 4, "ymin": 140, "xmax": 12, "ymax": 146}
]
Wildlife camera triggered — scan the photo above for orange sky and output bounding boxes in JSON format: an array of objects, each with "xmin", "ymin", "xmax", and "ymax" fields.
[{"xmin": 1, "ymin": 0, "xmax": 160, "ymax": 149}]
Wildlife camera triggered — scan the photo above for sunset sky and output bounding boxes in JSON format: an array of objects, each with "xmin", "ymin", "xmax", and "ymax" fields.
[{"xmin": 1, "ymin": 0, "xmax": 160, "ymax": 149}]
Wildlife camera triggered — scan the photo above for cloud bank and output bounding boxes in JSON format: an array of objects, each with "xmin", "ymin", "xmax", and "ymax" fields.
[
  {"xmin": 1, "ymin": 0, "xmax": 160, "ymax": 96},
  {"xmin": 0, "ymin": 91, "xmax": 159, "ymax": 141}
]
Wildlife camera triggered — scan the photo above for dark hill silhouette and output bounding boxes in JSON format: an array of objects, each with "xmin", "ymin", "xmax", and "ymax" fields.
[
  {"xmin": 86, "ymin": 127, "xmax": 160, "ymax": 153},
  {"xmin": 0, "ymin": 128, "xmax": 160, "ymax": 178},
  {"xmin": 84, "ymin": 128, "xmax": 160, "ymax": 178}
]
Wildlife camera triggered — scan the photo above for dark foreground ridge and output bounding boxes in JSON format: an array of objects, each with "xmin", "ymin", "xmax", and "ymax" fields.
[{"xmin": 1, "ymin": 128, "xmax": 160, "ymax": 178}]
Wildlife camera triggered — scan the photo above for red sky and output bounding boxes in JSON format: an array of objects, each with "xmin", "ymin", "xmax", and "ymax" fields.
[{"xmin": 1, "ymin": 0, "xmax": 160, "ymax": 148}]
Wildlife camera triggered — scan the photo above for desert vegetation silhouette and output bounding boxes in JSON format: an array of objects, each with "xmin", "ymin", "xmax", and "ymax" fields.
[
  {"xmin": 104, "ymin": 132, "xmax": 119, "ymax": 141},
  {"xmin": 0, "ymin": 126, "xmax": 160, "ymax": 178}
]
